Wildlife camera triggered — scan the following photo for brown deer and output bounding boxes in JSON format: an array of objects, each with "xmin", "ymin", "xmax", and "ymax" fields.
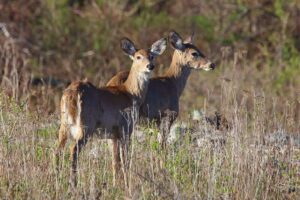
[
  {"xmin": 56, "ymin": 37, "xmax": 167, "ymax": 186},
  {"xmin": 107, "ymin": 31, "xmax": 215, "ymax": 148}
]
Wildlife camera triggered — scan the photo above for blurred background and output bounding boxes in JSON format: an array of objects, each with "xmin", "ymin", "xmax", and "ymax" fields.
[
  {"xmin": 0, "ymin": 0, "xmax": 299, "ymax": 124},
  {"xmin": 1, "ymin": 1, "xmax": 300, "ymax": 198}
]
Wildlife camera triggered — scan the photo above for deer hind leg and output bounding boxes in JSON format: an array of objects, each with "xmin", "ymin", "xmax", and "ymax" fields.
[
  {"xmin": 58, "ymin": 124, "xmax": 68, "ymax": 151},
  {"xmin": 69, "ymin": 125, "xmax": 87, "ymax": 188},
  {"xmin": 55, "ymin": 123, "xmax": 69, "ymax": 173},
  {"xmin": 69, "ymin": 138, "xmax": 87, "ymax": 188}
]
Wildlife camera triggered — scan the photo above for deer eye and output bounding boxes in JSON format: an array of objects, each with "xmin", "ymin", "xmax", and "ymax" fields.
[
  {"xmin": 136, "ymin": 55, "xmax": 142, "ymax": 60},
  {"xmin": 192, "ymin": 52, "xmax": 199, "ymax": 58},
  {"xmin": 149, "ymin": 54, "xmax": 154, "ymax": 60}
]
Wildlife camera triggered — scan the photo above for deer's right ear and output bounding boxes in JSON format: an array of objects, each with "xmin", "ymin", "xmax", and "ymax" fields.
[
  {"xmin": 169, "ymin": 31, "xmax": 185, "ymax": 51},
  {"xmin": 120, "ymin": 38, "xmax": 137, "ymax": 58},
  {"xmin": 150, "ymin": 38, "xmax": 167, "ymax": 56},
  {"xmin": 184, "ymin": 31, "xmax": 195, "ymax": 44}
]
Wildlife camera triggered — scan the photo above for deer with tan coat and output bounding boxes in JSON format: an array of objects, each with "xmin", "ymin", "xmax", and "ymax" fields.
[
  {"xmin": 56, "ymin": 37, "xmax": 167, "ymax": 186},
  {"xmin": 107, "ymin": 31, "xmax": 215, "ymax": 148}
]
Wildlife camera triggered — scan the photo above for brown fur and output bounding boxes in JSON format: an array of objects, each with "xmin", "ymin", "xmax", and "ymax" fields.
[
  {"xmin": 56, "ymin": 38, "xmax": 167, "ymax": 186},
  {"xmin": 106, "ymin": 70, "xmax": 129, "ymax": 87},
  {"xmin": 106, "ymin": 32, "xmax": 215, "ymax": 147}
]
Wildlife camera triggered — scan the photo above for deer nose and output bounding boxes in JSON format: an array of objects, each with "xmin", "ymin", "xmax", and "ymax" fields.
[
  {"xmin": 147, "ymin": 63, "xmax": 155, "ymax": 70},
  {"xmin": 210, "ymin": 63, "xmax": 216, "ymax": 70}
]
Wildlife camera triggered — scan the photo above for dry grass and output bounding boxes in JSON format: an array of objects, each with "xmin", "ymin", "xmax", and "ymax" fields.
[
  {"xmin": 0, "ymin": 36, "xmax": 30, "ymax": 101},
  {"xmin": 0, "ymin": 59, "xmax": 299, "ymax": 199}
]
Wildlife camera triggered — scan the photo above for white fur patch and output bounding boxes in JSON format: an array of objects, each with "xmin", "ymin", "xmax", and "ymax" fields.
[
  {"xmin": 203, "ymin": 62, "xmax": 212, "ymax": 71},
  {"xmin": 68, "ymin": 94, "xmax": 82, "ymax": 140},
  {"xmin": 138, "ymin": 71, "xmax": 150, "ymax": 82},
  {"xmin": 70, "ymin": 125, "xmax": 80, "ymax": 139}
]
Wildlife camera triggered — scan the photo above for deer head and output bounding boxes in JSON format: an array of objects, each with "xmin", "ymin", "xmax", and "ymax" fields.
[{"xmin": 169, "ymin": 31, "xmax": 215, "ymax": 71}]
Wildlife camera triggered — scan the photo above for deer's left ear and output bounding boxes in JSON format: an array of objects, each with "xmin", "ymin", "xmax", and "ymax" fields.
[
  {"xmin": 120, "ymin": 38, "xmax": 137, "ymax": 57},
  {"xmin": 184, "ymin": 32, "xmax": 195, "ymax": 44},
  {"xmin": 150, "ymin": 38, "xmax": 167, "ymax": 56},
  {"xmin": 169, "ymin": 31, "xmax": 185, "ymax": 51}
]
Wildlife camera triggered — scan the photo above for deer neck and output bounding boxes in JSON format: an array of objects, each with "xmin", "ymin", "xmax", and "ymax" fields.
[
  {"xmin": 165, "ymin": 51, "xmax": 191, "ymax": 97},
  {"xmin": 123, "ymin": 66, "xmax": 150, "ymax": 103}
]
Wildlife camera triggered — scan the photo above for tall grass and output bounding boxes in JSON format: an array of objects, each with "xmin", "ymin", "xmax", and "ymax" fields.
[{"xmin": 0, "ymin": 56, "xmax": 299, "ymax": 199}]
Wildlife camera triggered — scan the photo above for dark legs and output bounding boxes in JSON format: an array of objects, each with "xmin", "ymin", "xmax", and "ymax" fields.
[
  {"xmin": 112, "ymin": 138, "xmax": 121, "ymax": 186},
  {"xmin": 112, "ymin": 134, "xmax": 131, "ymax": 187},
  {"xmin": 55, "ymin": 124, "xmax": 68, "ymax": 174},
  {"xmin": 55, "ymin": 124, "xmax": 86, "ymax": 189},
  {"xmin": 57, "ymin": 121, "xmax": 133, "ymax": 187},
  {"xmin": 69, "ymin": 136, "xmax": 87, "ymax": 188}
]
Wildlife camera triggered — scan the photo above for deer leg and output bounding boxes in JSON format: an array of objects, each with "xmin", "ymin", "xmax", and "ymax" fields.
[
  {"xmin": 55, "ymin": 124, "xmax": 68, "ymax": 172},
  {"xmin": 112, "ymin": 133, "xmax": 131, "ymax": 187},
  {"xmin": 121, "ymin": 135, "xmax": 131, "ymax": 168},
  {"xmin": 112, "ymin": 137, "xmax": 121, "ymax": 186},
  {"xmin": 57, "ymin": 124, "xmax": 68, "ymax": 152},
  {"xmin": 69, "ymin": 137, "xmax": 87, "ymax": 188},
  {"xmin": 120, "ymin": 134, "xmax": 132, "ymax": 189},
  {"xmin": 159, "ymin": 111, "xmax": 177, "ymax": 149},
  {"xmin": 69, "ymin": 125, "xmax": 88, "ymax": 188},
  {"xmin": 159, "ymin": 117, "xmax": 171, "ymax": 149}
]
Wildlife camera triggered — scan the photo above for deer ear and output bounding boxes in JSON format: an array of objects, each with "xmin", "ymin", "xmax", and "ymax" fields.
[
  {"xmin": 150, "ymin": 38, "xmax": 167, "ymax": 56},
  {"xmin": 120, "ymin": 38, "xmax": 137, "ymax": 57},
  {"xmin": 169, "ymin": 31, "xmax": 184, "ymax": 51},
  {"xmin": 184, "ymin": 32, "xmax": 195, "ymax": 44}
]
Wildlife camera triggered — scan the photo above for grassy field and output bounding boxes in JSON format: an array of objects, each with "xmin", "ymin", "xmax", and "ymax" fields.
[
  {"xmin": 0, "ymin": 0, "xmax": 300, "ymax": 199},
  {"xmin": 0, "ymin": 77, "xmax": 299, "ymax": 199}
]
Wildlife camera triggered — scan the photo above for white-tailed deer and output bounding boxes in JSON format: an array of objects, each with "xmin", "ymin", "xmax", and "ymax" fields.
[
  {"xmin": 56, "ymin": 37, "xmax": 167, "ymax": 186},
  {"xmin": 107, "ymin": 31, "xmax": 215, "ymax": 148}
]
